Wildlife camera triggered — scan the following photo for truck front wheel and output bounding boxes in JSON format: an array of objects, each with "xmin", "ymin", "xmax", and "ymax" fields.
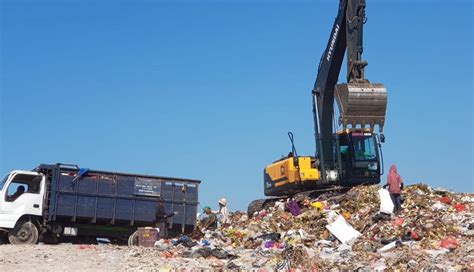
[{"xmin": 8, "ymin": 221, "xmax": 39, "ymax": 245}]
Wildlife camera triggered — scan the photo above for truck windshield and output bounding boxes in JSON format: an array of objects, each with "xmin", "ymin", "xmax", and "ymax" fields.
[
  {"xmin": 0, "ymin": 174, "xmax": 9, "ymax": 191},
  {"xmin": 352, "ymin": 134, "xmax": 377, "ymax": 161}
]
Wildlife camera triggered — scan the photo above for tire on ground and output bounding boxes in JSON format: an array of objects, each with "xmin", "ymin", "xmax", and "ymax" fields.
[
  {"xmin": 0, "ymin": 233, "xmax": 8, "ymax": 245},
  {"xmin": 41, "ymin": 233, "xmax": 60, "ymax": 244},
  {"xmin": 127, "ymin": 230, "xmax": 139, "ymax": 246},
  {"xmin": 8, "ymin": 221, "xmax": 39, "ymax": 245}
]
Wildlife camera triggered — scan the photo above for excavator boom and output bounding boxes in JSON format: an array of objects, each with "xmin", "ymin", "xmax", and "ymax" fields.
[{"xmin": 313, "ymin": 0, "xmax": 387, "ymax": 183}]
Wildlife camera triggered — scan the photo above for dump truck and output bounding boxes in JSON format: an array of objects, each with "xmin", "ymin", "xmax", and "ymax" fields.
[
  {"xmin": 249, "ymin": 0, "xmax": 388, "ymax": 214},
  {"xmin": 0, "ymin": 163, "xmax": 200, "ymax": 245}
]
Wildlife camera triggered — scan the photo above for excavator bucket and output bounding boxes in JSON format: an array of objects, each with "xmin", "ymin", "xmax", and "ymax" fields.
[{"xmin": 334, "ymin": 82, "xmax": 387, "ymax": 131}]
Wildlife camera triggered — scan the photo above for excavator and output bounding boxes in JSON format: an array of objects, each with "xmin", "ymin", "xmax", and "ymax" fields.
[{"xmin": 248, "ymin": 0, "xmax": 388, "ymax": 215}]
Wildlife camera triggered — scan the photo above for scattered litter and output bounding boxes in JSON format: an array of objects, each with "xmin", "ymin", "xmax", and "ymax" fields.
[
  {"xmin": 110, "ymin": 184, "xmax": 473, "ymax": 270},
  {"xmin": 326, "ymin": 215, "xmax": 361, "ymax": 244},
  {"xmin": 391, "ymin": 217, "xmax": 405, "ymax": 227},
  {"xmin": 78, "ymin": 245, "xmax": 97, "ymax": 250},
  {"xmin": 432, "ymin": 202, "xmax": 448, "ymax": 211},
  {"xmin": 454, "ymin": 203, "xmax": 466, "ymax": 212},
  {"xmin": 377, "ymin": 240, "xmax": 401, "ymax": 253},
  {"xmin": 440, "ymin": 236, "xmax": 460, "ymax": 250},
  {"xmin": 439, "ymin": 196, "xmax": 452, "ymax": 204}
]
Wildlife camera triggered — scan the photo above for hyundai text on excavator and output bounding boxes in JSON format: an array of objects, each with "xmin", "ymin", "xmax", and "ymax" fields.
[{"xmin": 248, "ymin": 0, "xmax": 388, "ymax": 215}]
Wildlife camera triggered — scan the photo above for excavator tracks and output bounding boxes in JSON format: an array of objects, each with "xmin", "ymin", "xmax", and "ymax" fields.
[
  {"xmin": 292, "ymin": 186, "xmax": 349, "ymax": 202},
  {"xmin": 247, "ymin": 198, "xmax": 285, "ymax": 217},
  {"xmin": 247, "ymin": 186, "xmax": 351, "ymax": 217}
]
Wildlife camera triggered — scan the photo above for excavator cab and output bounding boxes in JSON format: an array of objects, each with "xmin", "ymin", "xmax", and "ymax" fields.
[
  {"xmin": 336, "ymin": 129, "xmax": 382, "ymax": 186},
  {"xmin": 333, "ymin": 81, "xmax": 387, "ymax": 186}
]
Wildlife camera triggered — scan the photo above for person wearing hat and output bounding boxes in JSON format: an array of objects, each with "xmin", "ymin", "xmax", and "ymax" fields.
[
  {"xmin": 217, "ymin": 198, "xmax": 230, "ymax": 226},
  {"xmin": 200, "ymin": 206, "xmax": 217, "ymax": 230}
]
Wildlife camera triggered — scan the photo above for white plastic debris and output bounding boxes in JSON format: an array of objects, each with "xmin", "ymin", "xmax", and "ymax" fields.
[
  {"xmin": 415, "ymin": 189, "xmax": 426, "ymax": 196},
  {"xmin": 154, "ymin": 239, "xmax": 171, "ymax": 250},
  {"xmin": 371, "ymin": 258, "xmax": 387, "ymax": 271},
  {"xmin": 378, "ymin": 188, "xmax": 394, "ymax": 214},
  {"xmin": 319, "ymin": 247, "xmax": 338, "ymax": 261},
  {"xmin": 298, "ymin": 229, "xmax": 308, "ymax": 240},
  {"xmin": 432, "ymin": 202, "xmax": 448, "ymax": 211},
  {"xmin": 377, "ymin": 241, "xmax": 398, "ymax": 253},
  {"xmin": 274, "ymin": 201, "xmax": 285, "ymax": 211},
  {"xmin": 315, "ymin": 240, "xmax": 333, "ymax": 246},
  {"xmin": 325, "ymin": 215, "xmax": 361, "ymax": 244},
  {"xmin": 461, "ymin": 196, "xmax": 474, "ymax": 203},
  {"xmin": 424, "ymin": 248, "xmax": 450, "ymax": 258},
  {"xmin": 378, "ymin": 240, "xmax": 417, "ymax": 253},
  {"xmin": 326, "ymin": 210, "xmax": 339, "ymax": 223}
]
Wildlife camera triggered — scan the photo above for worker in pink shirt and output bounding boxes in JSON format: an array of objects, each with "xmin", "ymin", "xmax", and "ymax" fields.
[{"xmin": 384, "ymin": 165, "xmax": 404, "ymax": 215}]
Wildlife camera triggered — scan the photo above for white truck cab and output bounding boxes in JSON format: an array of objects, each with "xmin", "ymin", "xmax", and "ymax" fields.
[{"xmin": 0, "ymin": 170, "xmax": 45, "ymax": 244}]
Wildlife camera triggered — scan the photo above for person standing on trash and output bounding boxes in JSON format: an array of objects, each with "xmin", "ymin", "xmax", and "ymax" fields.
[
  {"xmin": 199, "ymin": 206, "xmax": 217, "ymax": 230},
  {"xmin": 384, "ymin": 164, "xmax": 404, "ymax": 215},
  {"xmin": 216, "ymin": 198, "xmax": 230, "ymax": 226}
]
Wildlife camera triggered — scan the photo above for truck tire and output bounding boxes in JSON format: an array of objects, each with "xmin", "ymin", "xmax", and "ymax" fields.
[
  {"xmin": 0, "ymin": 233, "xmax": 7, "ymax": 245},
  {"xmin": 42, "ymin": 233, "xmax": 60, "ymax": 245},
  {"xmin": 128, "ymin": 231, "xmax": 139, "ymax": 246},
  {"xmin": 8, "ymin": 221, "xmax": 39, "ymax": 245}
]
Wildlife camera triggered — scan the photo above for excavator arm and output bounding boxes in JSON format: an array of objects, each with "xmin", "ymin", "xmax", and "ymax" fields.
[
  {"xmin": 312, "ymin": 0, "xmax": 349, "ymax": 182},
  {"xmin": 312, "ymin": 0, "xmax": 387, "ymax": 183},
  {"xmin": 346, "ymin": 0, "xmax": 368, "ymax": 83}
]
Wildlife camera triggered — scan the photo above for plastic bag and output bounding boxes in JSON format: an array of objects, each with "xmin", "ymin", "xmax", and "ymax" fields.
[{"xmin": 378, "ymin": 188, "xmax": 394, "ymax": 214}]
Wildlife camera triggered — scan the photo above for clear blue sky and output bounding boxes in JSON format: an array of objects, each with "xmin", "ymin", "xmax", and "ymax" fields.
[{"xmin": 1, "ymin": 0, "xmax": 472, "ymax": 211}]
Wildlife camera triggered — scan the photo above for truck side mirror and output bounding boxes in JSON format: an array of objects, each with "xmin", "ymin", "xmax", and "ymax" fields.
[{"xmin": 380, "ymin": 134, "xmax": 385, "ymax": 143}]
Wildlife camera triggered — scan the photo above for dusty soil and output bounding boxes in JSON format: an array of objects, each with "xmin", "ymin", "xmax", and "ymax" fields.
[
  {"xmin": 1, "ymin": 239, "xmax": 473, "ymax": 271},
  {"xmin": 0, "ymin": 244, "xmax": 125, "ymax": 271},
  {"xmin": 0, "ymin": 244, "xmax": 244, "ymax": 271}
]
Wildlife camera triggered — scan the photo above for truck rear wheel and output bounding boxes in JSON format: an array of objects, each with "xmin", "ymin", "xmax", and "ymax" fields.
[
  {"xmin": 42, "ymin": 233, "xmax": 60, "ymax": 245},
  {"xmin": 0, "ymin": 233, "xmax": 7, "ymax": 245},
  {"xmin": 8, "ymin": 221, "xmax": 39, "ymax": 245}
]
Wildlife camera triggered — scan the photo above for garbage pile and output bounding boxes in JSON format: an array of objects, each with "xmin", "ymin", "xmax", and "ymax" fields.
[{"xmin": 147, "ymin": 184, "xmax": 474, "ymax": 270}]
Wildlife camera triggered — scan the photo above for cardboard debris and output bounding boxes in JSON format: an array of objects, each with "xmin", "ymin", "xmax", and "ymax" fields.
[{"xmin": 326, "ymin": 215, "xmax": 361, "ymax": 244}]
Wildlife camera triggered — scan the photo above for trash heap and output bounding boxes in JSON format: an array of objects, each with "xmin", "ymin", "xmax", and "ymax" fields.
[{"xmin": 147, "ymin": 184, "xmax": 473, "ymax": 270}]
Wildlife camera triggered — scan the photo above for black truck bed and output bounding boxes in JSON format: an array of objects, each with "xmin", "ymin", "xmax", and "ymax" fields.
[{"xmin": 37, "ymin": 164, "xmax": 200, "ymax": 236}]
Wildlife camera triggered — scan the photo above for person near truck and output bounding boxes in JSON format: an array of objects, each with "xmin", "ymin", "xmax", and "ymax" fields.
[
  {"xmin": 384, "ymin": 164, "xmax": 404, "ymax": 215},
  {"xmin": 155, "ymin": 196, "xmax": 175, "ymax": 238}
]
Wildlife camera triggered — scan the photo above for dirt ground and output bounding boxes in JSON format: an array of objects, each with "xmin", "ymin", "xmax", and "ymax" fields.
[
  {"xmin": 0, "ymin": 244, "xmax": 125, "ymax": 271},
  {"xmin": 1, "ymin": 239, "xmax": 473, "ymax": 271},
  {"xmin": 0, "ymin": 244, "xmax": 243, "ymax": 271}
]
